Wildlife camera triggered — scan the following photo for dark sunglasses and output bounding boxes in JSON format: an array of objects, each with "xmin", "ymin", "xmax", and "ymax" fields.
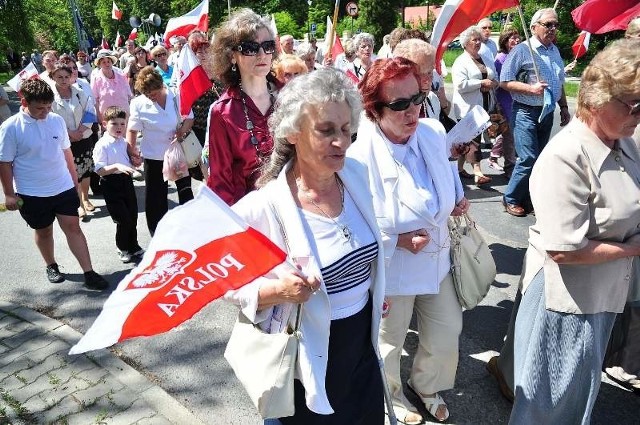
[
  {"xmin": 235, "ymin": 40, "xmax": 276, "ymax": 56},
  {"xmin": 614, "ymin": 97, "xmax": 640, "ymax": 116},
  {"xmin": 155, "ymin": 52, "xmax": 167, "ymax": 57},
  {"xmin": 538, "ymin": 21, "xmax": 559, "ymax": 30},
  {"xmin": 380, "ymin": 91, "xmax": 427, "ymax": 112}
]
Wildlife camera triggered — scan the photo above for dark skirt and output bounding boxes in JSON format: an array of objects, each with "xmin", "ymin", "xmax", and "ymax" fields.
[
  {"xmin": 279, "ymin": 296, "xmax": 384, "ymax": 425},
  {"xmin": 70, "ymin": 134, "xmax": 95, "ymax": 180}
]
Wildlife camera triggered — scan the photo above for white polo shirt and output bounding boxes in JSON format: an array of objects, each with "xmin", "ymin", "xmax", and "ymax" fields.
[
  {"xmin": 128, "ymin": 89, "xmax": 193, "ymax": 161},
  {"xmin": 0, "ymin": 109, "xmax": 74, "ymax": 196}
]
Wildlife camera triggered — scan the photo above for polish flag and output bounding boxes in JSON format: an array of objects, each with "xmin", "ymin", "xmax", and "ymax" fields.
[
  {"xmin": 324, "ymin": 15, "xmax": 345, "ymax": 60},
  {"xmin": 115, "ymin": 30, "xmax": 124, "ymax": 48},
  {"xmin": 69, "ymin": 187, "xmax": 288, "ymax": 354},
  {"xmin": 571, "ymin": 31, "xmax": 591, "ymax": 59},
  {"xmin": 112, "ymin": 1, "xmax": 123, "ymax": 20},
  {"xmin": 163, "ymin": 0, "xmax": 209, "ymax": 47},
  {"xmin": 430, "ymin": 0, "xmax": 520, "ymax": 73},
  {"xmin": 270, "ymin": 14, "xmax": 281, "ymax": 54},
  {"xmin": 177, "ymin": 44, "xmax": 213, "ymax": 116},
  {"xmin": 572, "ymin": 0, "xmax": 640, "ymax": 34},
  {"xmin": 7, "ymin": 62, "xmax": 39, "ymax": 92},
  {"xmin": 101, "ymin": 37, "xmax": 110, "ymax": 50},
  {"xmin": 128, "ymin": 28, "xmax": 138, "ymax": 41}
]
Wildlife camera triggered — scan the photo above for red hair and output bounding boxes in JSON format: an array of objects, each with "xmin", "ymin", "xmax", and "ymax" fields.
[{"xmin": 358, "ymin": 57, "xmax": 420, "ymax": 121}]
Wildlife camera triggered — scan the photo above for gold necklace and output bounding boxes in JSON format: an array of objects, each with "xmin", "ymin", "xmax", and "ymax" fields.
[{"xmin": 295, "ymin": 171, "xmax": 352, "ymax": 241}]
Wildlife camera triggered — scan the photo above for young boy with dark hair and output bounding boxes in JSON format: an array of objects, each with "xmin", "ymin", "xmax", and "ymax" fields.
[
  {"xmin": 93, "ymin": 106, "xmax": 144, "ymax": 263},
  {"xmin": 0, "ymin": 79, "xmax": 109, "ymax": 289}
]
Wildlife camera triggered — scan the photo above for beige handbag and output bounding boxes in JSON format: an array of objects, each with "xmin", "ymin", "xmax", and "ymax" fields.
[
  {"xmin": 448, "ymin": 212, "xmax": 496, "ymax": 309},
  {"xmin": 172, "ymin": 94, "xmax": 202, "ymax": 168}
]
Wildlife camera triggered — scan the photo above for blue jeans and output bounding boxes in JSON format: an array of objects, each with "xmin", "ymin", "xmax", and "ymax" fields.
[{"xmin": 504, "ymin": 102, "xmax": 554, "ymax": 206}]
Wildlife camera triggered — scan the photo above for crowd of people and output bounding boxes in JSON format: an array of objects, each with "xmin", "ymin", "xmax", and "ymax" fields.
[{"xmin": 1, "ymin": 6, "xmax": 640, "ymax": 424}]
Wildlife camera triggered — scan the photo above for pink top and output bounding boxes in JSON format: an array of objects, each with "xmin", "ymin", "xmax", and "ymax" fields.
[{"xmin": 90, "ymin": 69, "xmax": 132, "ymax": 121}]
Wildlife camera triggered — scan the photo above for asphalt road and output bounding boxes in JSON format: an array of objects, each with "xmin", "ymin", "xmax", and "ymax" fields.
[{"xmin": 1, "ymin": 90, "xmax": 640, "ymax": 424}]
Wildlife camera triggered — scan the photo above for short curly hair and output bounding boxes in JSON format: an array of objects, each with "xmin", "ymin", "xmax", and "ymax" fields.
[
  {"xmin": 210, "ymin": 8, "xmax": 277, "ymax": 87},
  {"xmin": 134, "ymin": 66, "xmax": 164, "ymax": 95},
  {"xmin": 21, "ymin": 79, "xmax": 54, "ymax": 104}
]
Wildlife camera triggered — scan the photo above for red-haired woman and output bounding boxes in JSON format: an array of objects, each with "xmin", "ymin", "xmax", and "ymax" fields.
[{"xmin": 348, "ymin": 57, "xmax": 470, "ymax": 424}]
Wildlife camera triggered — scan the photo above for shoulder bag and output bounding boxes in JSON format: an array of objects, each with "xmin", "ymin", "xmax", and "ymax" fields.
[
  {"xmin": 448, "ymin": 212, "xmax": 496, "ymax": 309},
  {"xmin": 172, "ymin": 94, "xmax": 203, "ymax": 168},
  {"xmin": 224, "ymin": 201, "xmax": 300, "ymax": 419}
]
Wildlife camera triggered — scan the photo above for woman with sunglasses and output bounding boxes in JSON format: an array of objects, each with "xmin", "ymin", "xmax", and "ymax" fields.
[
  {"xmin": 127, "ymin": 47, "xmax": 150, "ymax": 95},
  {"xmin": 349, "ymin": 57, "xmax": 469, "ymax": 424},
  {"xmin": 207, "ymin": 8, "xmax": 282, "ymax": 205},
  {"xmin": 508, "ymin": 39, "xmax": 640, "ymax": 425},
  {"xmin": 151, "ymin": 45, "xmax": 173, "ymax": 87}
]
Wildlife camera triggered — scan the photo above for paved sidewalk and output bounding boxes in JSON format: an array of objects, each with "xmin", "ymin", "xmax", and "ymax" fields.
[{"xmin": 0, "ymin": 301, "xmax": 205, "ymax": 425}]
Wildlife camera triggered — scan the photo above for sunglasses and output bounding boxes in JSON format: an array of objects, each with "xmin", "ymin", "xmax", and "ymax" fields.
[
  {"xmin": 155, "ymin": 52, "xmax": 167, "ymax": 58},
  {"xmin": 235, "ymin": 40, "xmax": 276, "ymax": 56},
  {"xmin": 380, "ymin": 91, "xmax": 426, "ymax": 112},
  {"xmin": 480, "ymin": 26, "xmax": 492, "ymax": 29},
  {"xmin": 538, "ymin": 21, "xmax": 559, "ymax": 30},
  {"xmin": 614, "ymin": 97, "xmax": 640, "ymax": 116}
]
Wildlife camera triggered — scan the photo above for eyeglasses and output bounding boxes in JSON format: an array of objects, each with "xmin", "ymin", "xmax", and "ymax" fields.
[
  {"xmin": 480, "ymin": 26, "xmax": 492, "ymax": 29},
  {"xmin": 234, "ymin": 40, "xmax": 276, "ymax": 56},
  {"xmin": 155, "ymin": 52, "xmax": 167, "ymax": 58},
  {"xmin": 379, "ymin": 91, "xmax": 426, "ymax": 112},
  {"xmin": 538, "ymin": 21, "xmax": 559, "ymax": 30},
  {"xmin": 614, "ymin": 97, "xmax": 640, "ymax": 116}
]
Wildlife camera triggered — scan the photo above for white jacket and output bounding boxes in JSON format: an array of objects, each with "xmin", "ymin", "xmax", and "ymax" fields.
[
  {"xmin": 451, "ymin": 50, "xmax": 497, "ymax": 119},
  {"xmin": 225, "ymin": 158, "xmax": 386, "ymax": 415},
  {"xmin": 348, "ymin": 118, "xmax": 463, "ymax": 295}
]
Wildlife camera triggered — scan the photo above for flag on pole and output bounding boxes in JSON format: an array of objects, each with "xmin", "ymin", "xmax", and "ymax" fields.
[
  {"xmin": 430, "ymin": 0, "xmax": 520, "ymax": 73},
  {"xmin": 69, "ymin": 187, "xmax": 288, "ymax": 355},
  {"xmin": 7, "ymin": 62, "xmax": 39, "ymax": 92},
  {"xmin": 163, "ymin": 0, "xmax": 209, "ymax": 47},
  {"xmin": 571, "ymin": 31, "xmax": 591, "ymax": 59},
  {"xmin": 112, "ymin": 1, "xmax": 123, "ymax": 20},
  {"xmin": 101, "ymin": 37, "xmax": 110, "ymax": 50},
  {"xmin": 324, "ymin": 16, "xmax": 345, "ymax": 60},
  {"xmin": 128, "ymin": 28, "xmax": 138, "ymax": 41},
  {"xmin": 270, "ymin": 14, "xmax": 281, "ymax": 54},
  {"xmin": 115, "ymin": 30, "xmax": 124, "ymax": 48},
  {"xmin": 572, "ymin": 0, "xmax": 640, "ymax": 34},
  {"xmin": 177, "ymin": 44, "xmax": 213, "ymax": 117}
]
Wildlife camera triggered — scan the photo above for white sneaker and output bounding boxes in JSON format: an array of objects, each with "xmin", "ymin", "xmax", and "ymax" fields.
[
  {"xmin": 488, "ymin": 158, "xmax": 504, "ymax": 171},
  {"xmin": 118, "ymin": 251, "xmax": 133, "ymax": 263}
]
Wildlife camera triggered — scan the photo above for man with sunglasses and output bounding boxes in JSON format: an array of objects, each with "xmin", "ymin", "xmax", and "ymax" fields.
[
  {"xmin": 478, "ymin": 17, "xmax": 498, "ymax": 63},
  {"xmin": 499, "ymin": 8, "xmax": 570, "ymax": 217}
]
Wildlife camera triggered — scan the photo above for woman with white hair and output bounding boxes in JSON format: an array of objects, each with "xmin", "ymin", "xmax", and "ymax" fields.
[
  {"xmin": 451, "ymin": 25, "xmax": 499, "ymax": 186},
  {"xmin": 227, "ymin": 68, "xmax": 387, "ymax": 424},
  {"xmin": 295, "ymin": 42, "xmax": 317, "ymax": 72},
  {"xmin": 349, "ymin": 32, "xmax": 376, "ymax": 81}
]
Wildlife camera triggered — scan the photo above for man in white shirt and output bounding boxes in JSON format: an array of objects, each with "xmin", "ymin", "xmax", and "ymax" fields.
[
  {"xmin": 478, "ymin": 18, "xmax": 498, "ymax": 62},
  {"xmin": 0, "ymin": 79, "xmax": 109, "ymax": 290},
  {"xmin": 119, "ymin": 40, "xmax": 136, "ymax": 69}
]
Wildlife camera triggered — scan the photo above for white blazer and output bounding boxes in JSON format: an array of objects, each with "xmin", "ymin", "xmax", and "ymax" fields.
[
  {"xmin": 451, "ymin": 50, "xmax": 497, "ymax": 119},
  {"xmin": 348, "ymin": 118, "xmax": 463, "ymax": 295},
  {"xmin": 225, "ymin": 158, "xmax": 386, "ymax": 415}
]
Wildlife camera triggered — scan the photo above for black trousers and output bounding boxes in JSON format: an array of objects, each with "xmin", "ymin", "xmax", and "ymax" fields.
[
  {"xmin": 101, "ymin": 173, "xmax": 140, "ymax": 253},
  {"xmin": 144, "ymin": 158, "xmax": 193, "ymax": 235}
]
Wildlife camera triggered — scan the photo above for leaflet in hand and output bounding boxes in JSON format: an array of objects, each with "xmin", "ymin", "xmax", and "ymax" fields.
[{"xmin": 446, "ymin": 105, "xmax": 491, "ymax": 148}]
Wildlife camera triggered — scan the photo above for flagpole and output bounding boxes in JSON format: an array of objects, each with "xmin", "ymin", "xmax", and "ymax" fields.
[
  {"xmin": 553, "ymin": 0, "xmax": 560, "ymax": 10},
  {"xmin": 327, "ymin": 0, "xmax": 340, "ymax": 60},
  {"xmin": 516, "ymin": 5, "xmax": 541, "ymax": 82}
]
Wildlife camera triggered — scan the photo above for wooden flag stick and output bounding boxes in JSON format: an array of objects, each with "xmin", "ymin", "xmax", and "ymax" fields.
[
  {"xmin": 517, "ymin": 4, "xmax": 541, "ymax": 83},
  {"xmin": 327, "ymin": 0, "xmax": 340, "ymax": 60}
]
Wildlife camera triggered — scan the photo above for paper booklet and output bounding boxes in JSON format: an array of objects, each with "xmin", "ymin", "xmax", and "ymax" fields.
[{"xmin": 446, "ymin": 105, "xmax": 491, "ymax": 148}]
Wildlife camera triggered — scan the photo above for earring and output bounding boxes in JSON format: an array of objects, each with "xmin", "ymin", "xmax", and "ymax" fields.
[{"xmin": 231, "ymin": 63, "xmax": 237, "ymax": 72}]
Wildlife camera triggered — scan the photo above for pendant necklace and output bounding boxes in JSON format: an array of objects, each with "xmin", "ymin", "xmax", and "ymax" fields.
[
  {"xmin": 239, "ymin": 82, "xmax": 273, "ymax": 163},
  {"xmin": 295, "ymin": 171, "xmax": 352, "ymax": 242}
]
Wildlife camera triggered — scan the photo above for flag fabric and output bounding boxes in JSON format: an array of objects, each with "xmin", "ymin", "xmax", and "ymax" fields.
[
  {"xmin": 572, "ymin": 0, "xmax": 640, "ymax": 34},
  {"xmin": 270, "ymin": 14, "xmax": 281, "ymax": 54},
  {"xmin": 430, "ymin": 0, "xmax": 520, "ymax": 73},
  {"xmin": 163, "ymin": 0, "xmax": 209, "ymax": 47},
  {"xmin": 7, "ymin": 62, "xmax": 39, "ymax": 92},
  {"xmin": 324, "ymin": 16, "xmax": 345, "ymax": 60},
  {"xmin": 101, "ymin": 37, "xmax": 110, "ymax": 50},
  {"xmin": 571, "ymin": 31, "xmax": 591, "ymax": 59},
  {"xmin": 177, "ymin": 44, "xmax": 213, "ymax": 117},
  {"xmin": 69, "ymin": 186, "xmax": 288, "ymax": 355},
  {"xmin": 128, "ymin": 28, "xmax": 138, "ymax": 41},
  {"xmin": 115, "ymin": 30, "xmax": 123, "ymax": 48},
  {"xmin": 111, "ymin": 1, "xmax": 122, "ymax": 20}
]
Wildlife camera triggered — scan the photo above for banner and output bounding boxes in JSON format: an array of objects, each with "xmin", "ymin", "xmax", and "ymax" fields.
[
  {"xmin": 7, "ymin": 62, "xmax": 39, "ymax": 92},
  {"xmin": 164, "ymin": 0, "xmax": 209, "ymax": 46},
  {"xmin": 69, "ymin": 187, "xmax": 287, "ymax": 354}
]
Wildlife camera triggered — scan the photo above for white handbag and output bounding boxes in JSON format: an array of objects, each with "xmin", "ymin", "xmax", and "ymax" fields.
[
  {"xmin": 172, "ymin": 94, "xmax": 203, "ymax": 168},
  {"xmin": 448, "ymin": 212, "xmax": 496, "ymax": 309}
]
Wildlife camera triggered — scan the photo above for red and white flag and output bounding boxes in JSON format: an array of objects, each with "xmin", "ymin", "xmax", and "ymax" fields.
[
  {"xmin": 177, "ymin": 44, "xmax": 213, "ymax": 116},
  {"xmin": 571, "ymin": 31, "xmax": 591, "ymax": 59},
  {"xmin": 128, "ymin": 27, "xmax": 138, "ymax": 41},
  {"xmin": 7, "ymin": 62, "xmax": 39, "ymax": 92},
  {"xmin": 101, "ymin": 37, "xmax": 110, "ymax": 50},
  {"xmin": 163, "ymin": 0, "xmax": 209, "ymax": 47},
  {"xmin": 112, "ymin": 1, "xmax": 123, "ymax": 20},
  {"xmin": 572, "ymin": 0, "xmax": 640, "ymax": 34},
  {"xmin": 430, "ymin": 0, "xmax": 519, "ymax": 73},
  {"xmin": 69, "ymin": 187, "xmax": 287, "ymax": 355},
  {"xmin": 325, "ymin": 15, "xmax": 345, "ymax": 61},
  {"xmin": 115, "ymin": 30, "xmax": 124, "ymax": 48}
]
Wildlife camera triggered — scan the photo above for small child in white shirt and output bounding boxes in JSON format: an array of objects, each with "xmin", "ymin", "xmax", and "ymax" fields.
[{"xmin": 92, "ymin": 106, "xmax": 144, "ymax": 263}]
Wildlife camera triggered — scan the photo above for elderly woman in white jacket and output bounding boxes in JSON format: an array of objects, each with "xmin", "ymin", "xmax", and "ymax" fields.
[
  {"xmin": 226, "ymin": 68, "xmax": 388, "ymax": 424},
  {"xmin": 349, "ymin": 56, "xmax": 469, "ymax": 424},
  {"xmin": 452, "ymin": 25, "xmax": 499, "ymax": 186}
]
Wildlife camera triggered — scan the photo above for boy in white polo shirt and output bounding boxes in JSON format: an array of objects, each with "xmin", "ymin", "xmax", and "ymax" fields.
[
  {"xmin": 0, "ymin": 79, "xmax": 109, "ymax": 290},
  {"xmin": 93, "ymin": 106, "xmax": 144, "ymax": 263}
]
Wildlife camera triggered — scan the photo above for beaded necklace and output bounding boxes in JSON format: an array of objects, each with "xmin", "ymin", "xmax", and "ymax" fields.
[{"xmin": 239, "ymin": 82, "xmax": 274, "ymax": 162}]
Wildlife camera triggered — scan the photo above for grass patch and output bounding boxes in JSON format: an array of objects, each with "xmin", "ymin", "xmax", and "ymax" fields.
[
  {"xmin": 564, "ymin": 81, "xmax": 579, "ymax": 98},
  {"xmin": 0, "ymin": 71, "xmax": 15, "ymax": 85}
]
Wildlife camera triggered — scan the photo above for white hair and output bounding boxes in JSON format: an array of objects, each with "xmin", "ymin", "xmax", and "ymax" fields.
[{"xmin": 460, "ymin": 26, "xmax": 482, "ymax": 47}]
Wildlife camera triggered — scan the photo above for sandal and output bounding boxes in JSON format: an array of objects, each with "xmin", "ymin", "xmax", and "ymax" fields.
[
  {"xmin": 83, "ymin": 200, "xmax": 96, "ymax": 212},
  {"xmin": 407, "ymin": 382, "xmax": 449, "ymax": 422},
  {"xmin": 392, "ymin": 405, "xmax": 423, "ymax": 425}
]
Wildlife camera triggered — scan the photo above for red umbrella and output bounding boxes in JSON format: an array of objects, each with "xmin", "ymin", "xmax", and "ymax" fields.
[{"xmin": 572, "ymin": 0, "xmax": 640, "ymax": 34}]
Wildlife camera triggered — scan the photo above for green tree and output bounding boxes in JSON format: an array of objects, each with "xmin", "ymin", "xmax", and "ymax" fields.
[
  {"xmin": 0, "ymin": 0, "xmax": 34, "ymax": 60},
  {"xmin": 274, "ymin": 11, "xmax": 302, "ymax": 39},
  {"xmin": 24, "ymin": 0, "xmax": 76, "ymax": 52},
  {"xmin": 357, "ymin": 0, "xmax": 400, "ymax": 45}
]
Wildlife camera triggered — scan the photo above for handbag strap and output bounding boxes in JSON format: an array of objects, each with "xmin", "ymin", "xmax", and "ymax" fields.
[{"xmin": 268, "ymin": 199, "xmax": 302, "ymax": 332}]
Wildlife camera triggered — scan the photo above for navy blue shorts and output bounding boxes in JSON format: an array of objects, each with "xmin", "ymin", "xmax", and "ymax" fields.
[{"xmin": 18, "ymin": 188, "xmax": 80, "ymax": 230}]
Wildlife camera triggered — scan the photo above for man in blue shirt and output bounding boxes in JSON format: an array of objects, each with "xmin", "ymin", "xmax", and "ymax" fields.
[{"xmin": 499, "ymin": 8, "xmax": 570, "ymax": 216}]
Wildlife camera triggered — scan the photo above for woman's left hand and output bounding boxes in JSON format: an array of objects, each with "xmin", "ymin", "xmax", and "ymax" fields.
[
  {"xmin": 451, "ymin": 197, "xmax": 470, "ymax": 216},
  {"xmin": 398, "ymin": 228, "xmax": 430, "ymax": 254}
]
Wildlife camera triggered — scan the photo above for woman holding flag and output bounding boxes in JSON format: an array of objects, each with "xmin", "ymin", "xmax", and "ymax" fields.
[
  {"xmin": 227, "ymin": 68, "xmax": 386, "ymax": 424},
  {"xmin": 207, "ymin": 8, "xmax": 282, "ymax": 206}
]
